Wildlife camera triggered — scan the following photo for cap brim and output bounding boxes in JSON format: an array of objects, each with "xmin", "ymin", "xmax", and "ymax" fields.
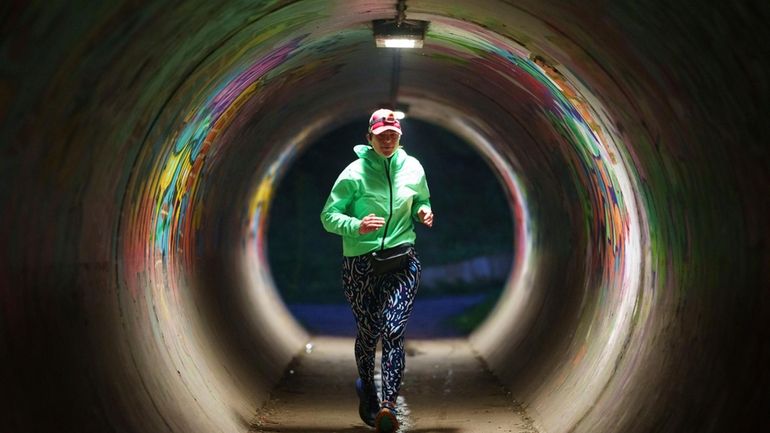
[{"xmin": 371, "ymin": 125, "xmax": 402, "ymax": 135}]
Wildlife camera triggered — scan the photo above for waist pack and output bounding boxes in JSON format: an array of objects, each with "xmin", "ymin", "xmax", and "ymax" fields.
[{"xmin": 369, "ymin": 244, "xmax": 414, "ymax": 275}]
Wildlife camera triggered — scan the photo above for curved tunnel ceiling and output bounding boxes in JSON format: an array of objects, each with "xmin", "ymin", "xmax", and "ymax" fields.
[{"xmin": 1, "ymin": 1, "xmax": 767, "ymax": 433}]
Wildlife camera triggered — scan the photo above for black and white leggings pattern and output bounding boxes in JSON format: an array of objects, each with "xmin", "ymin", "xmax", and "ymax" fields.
[{"xmin": 342, "ymin": 251, "xmax": 421, "ymax": 404}]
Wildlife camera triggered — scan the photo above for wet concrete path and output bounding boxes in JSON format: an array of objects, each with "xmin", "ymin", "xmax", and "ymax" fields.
[{"xmin": 250, "ymin": 337, "xmax": 538, "ymax": 433}]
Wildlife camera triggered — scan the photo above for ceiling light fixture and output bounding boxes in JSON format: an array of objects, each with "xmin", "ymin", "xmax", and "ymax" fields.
[
  {"xmin": 373, "ymin": 19, "xmax": 428, "ymax": 48},
  {"xmin": 372, "ymin": 0, "xmax": 428, "ymax": 49}
]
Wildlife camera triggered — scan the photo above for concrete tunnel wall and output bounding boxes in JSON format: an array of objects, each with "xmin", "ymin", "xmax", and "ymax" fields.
[{"xmin": 1, "ymin": 1, "xmax": 767, "ymax": 432}]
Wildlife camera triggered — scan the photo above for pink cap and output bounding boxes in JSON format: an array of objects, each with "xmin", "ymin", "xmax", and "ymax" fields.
[{"xmin": 368, "ymin": 108, "xmax": 402, "ymax": 135}]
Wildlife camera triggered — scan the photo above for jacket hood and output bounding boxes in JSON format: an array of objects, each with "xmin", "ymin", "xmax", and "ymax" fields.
[{"xmin": 353, "ymin": 144, "xmax": 406, "ymax": 165}]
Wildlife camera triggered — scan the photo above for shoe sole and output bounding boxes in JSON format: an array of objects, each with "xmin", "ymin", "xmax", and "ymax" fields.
[{"xmin": 375, "ymin": 407, "xmax": 398, "ymax": 433}]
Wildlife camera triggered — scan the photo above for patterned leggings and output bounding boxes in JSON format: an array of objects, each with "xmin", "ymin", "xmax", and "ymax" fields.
[{"xmin": 342, "ymin": 251, "xmax": 421, "ymax": 404}]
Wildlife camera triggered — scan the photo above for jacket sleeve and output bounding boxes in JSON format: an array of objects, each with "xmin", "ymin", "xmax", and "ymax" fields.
[
  {"xmin": 320, "ymin": 172, "xmax": 362, "ymax": 237},
  {"xmin": 411, "ymin": 164, "xmax": 432, "ymax": 220}
]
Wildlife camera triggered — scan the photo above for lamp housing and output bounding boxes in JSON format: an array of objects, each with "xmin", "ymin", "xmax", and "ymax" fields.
[{"xmin": 373, "ymin": 19, "xmax": 428, "ymax": 48}]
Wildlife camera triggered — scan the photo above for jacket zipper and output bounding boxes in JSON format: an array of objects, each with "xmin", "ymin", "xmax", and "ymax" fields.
[{"xmin": 380, "ymin": 157, "xmax": 393, "ymax": 251}]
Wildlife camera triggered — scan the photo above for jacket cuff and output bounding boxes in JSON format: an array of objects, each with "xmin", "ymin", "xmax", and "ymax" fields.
[
  {"xmin": 413, "ymin": 205, "xmax": 431, "ymax": 220},
  {"xmin": 349, "ymin": 218, "xmax": 362, "ymax": 237}
]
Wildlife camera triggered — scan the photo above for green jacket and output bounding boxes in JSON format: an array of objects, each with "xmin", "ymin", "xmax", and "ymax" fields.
[{"xmin": 321, "ymin": 145, "xmax": 432, "ymax": 257}]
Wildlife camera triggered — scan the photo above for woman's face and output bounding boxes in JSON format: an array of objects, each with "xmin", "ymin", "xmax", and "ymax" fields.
[{"xmin": 369, "ymin": 130, "xmax": 401, "ymax": 158}]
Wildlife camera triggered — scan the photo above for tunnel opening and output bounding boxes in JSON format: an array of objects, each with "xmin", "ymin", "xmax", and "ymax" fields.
[{"xmin": 265, "ymin": 115, "xmax": 516, "ymax": 338}]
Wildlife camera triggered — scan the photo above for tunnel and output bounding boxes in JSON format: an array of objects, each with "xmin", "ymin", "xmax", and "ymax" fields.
[{"xmin": 1, "ymin": 1, "xmax": 768, "ymax": 432}]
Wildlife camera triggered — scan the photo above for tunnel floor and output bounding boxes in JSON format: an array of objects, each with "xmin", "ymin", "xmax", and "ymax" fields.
[{"xmin": 250, "ymin": 337, "xmax": 537, "ymax": 433}]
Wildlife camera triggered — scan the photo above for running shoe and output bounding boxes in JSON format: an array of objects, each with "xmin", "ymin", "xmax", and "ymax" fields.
[
  {"xmin": 355, "ymin": 378, "xmax": 379, "ymax": 427},
  {"xmin": 375, "ymin": 401, "xmax": 399, "ymax": 433}
]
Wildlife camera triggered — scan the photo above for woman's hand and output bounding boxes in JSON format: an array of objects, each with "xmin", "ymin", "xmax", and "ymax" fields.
[
  {"xmin": 417, "ymin": 208, "xmax": 434, "ymax": 228},
  {"xmin": 359, "ymin": 213, "xmax": 386, "ymax": 234}
]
